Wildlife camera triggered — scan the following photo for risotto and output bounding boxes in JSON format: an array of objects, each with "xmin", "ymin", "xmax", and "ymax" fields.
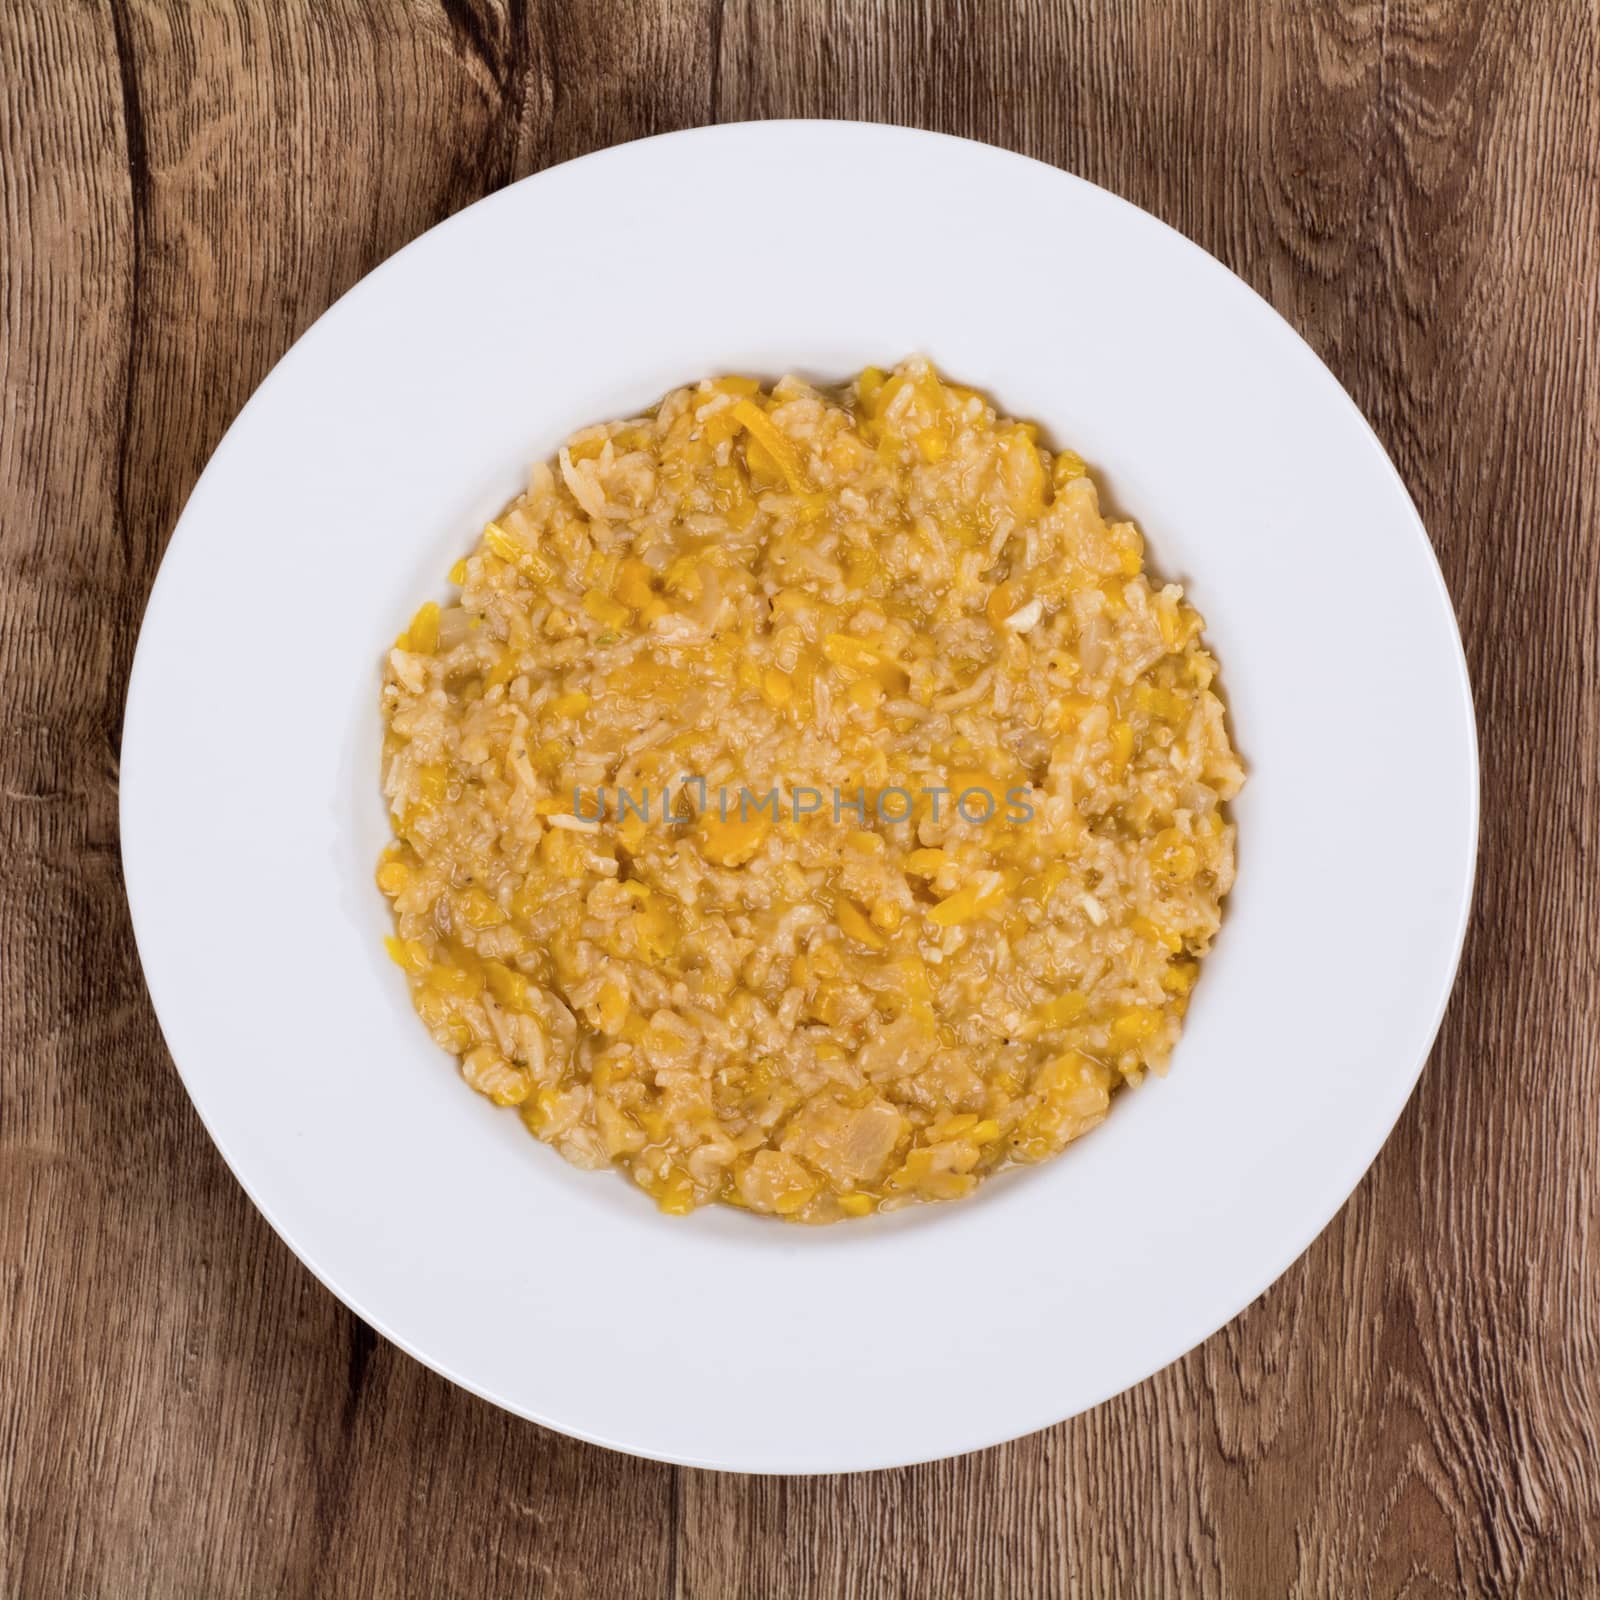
[{"xmin": 378, "ymin": 359, "xmax": 1243, "ymax": 1223}]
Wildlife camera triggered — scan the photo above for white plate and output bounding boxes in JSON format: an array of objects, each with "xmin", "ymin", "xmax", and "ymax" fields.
[{"xmin": 121, "ymin": 122, "xmax": 1477, "ymax": 1473}]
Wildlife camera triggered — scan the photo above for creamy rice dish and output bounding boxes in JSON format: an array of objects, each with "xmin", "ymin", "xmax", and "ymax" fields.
[{"xmin": 379, "ymin": 360, "xmax": 1242, "ymax": 1222}]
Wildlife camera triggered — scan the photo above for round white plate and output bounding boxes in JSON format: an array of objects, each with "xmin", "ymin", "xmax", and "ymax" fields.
[{"xmin": 121, "ymin": 122, "xmax": 1478, "ymax": 1473}]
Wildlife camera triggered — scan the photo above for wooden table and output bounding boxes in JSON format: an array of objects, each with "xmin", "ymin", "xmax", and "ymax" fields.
[{"xmin": 4, "ymin": 3, "xmax": 1596, "ymax": 1593}]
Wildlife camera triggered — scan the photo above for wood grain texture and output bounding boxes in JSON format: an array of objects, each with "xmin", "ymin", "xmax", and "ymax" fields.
[{"xmin": 1, "ymin": 1, "xmax": 1595, "ymax": 1594}]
